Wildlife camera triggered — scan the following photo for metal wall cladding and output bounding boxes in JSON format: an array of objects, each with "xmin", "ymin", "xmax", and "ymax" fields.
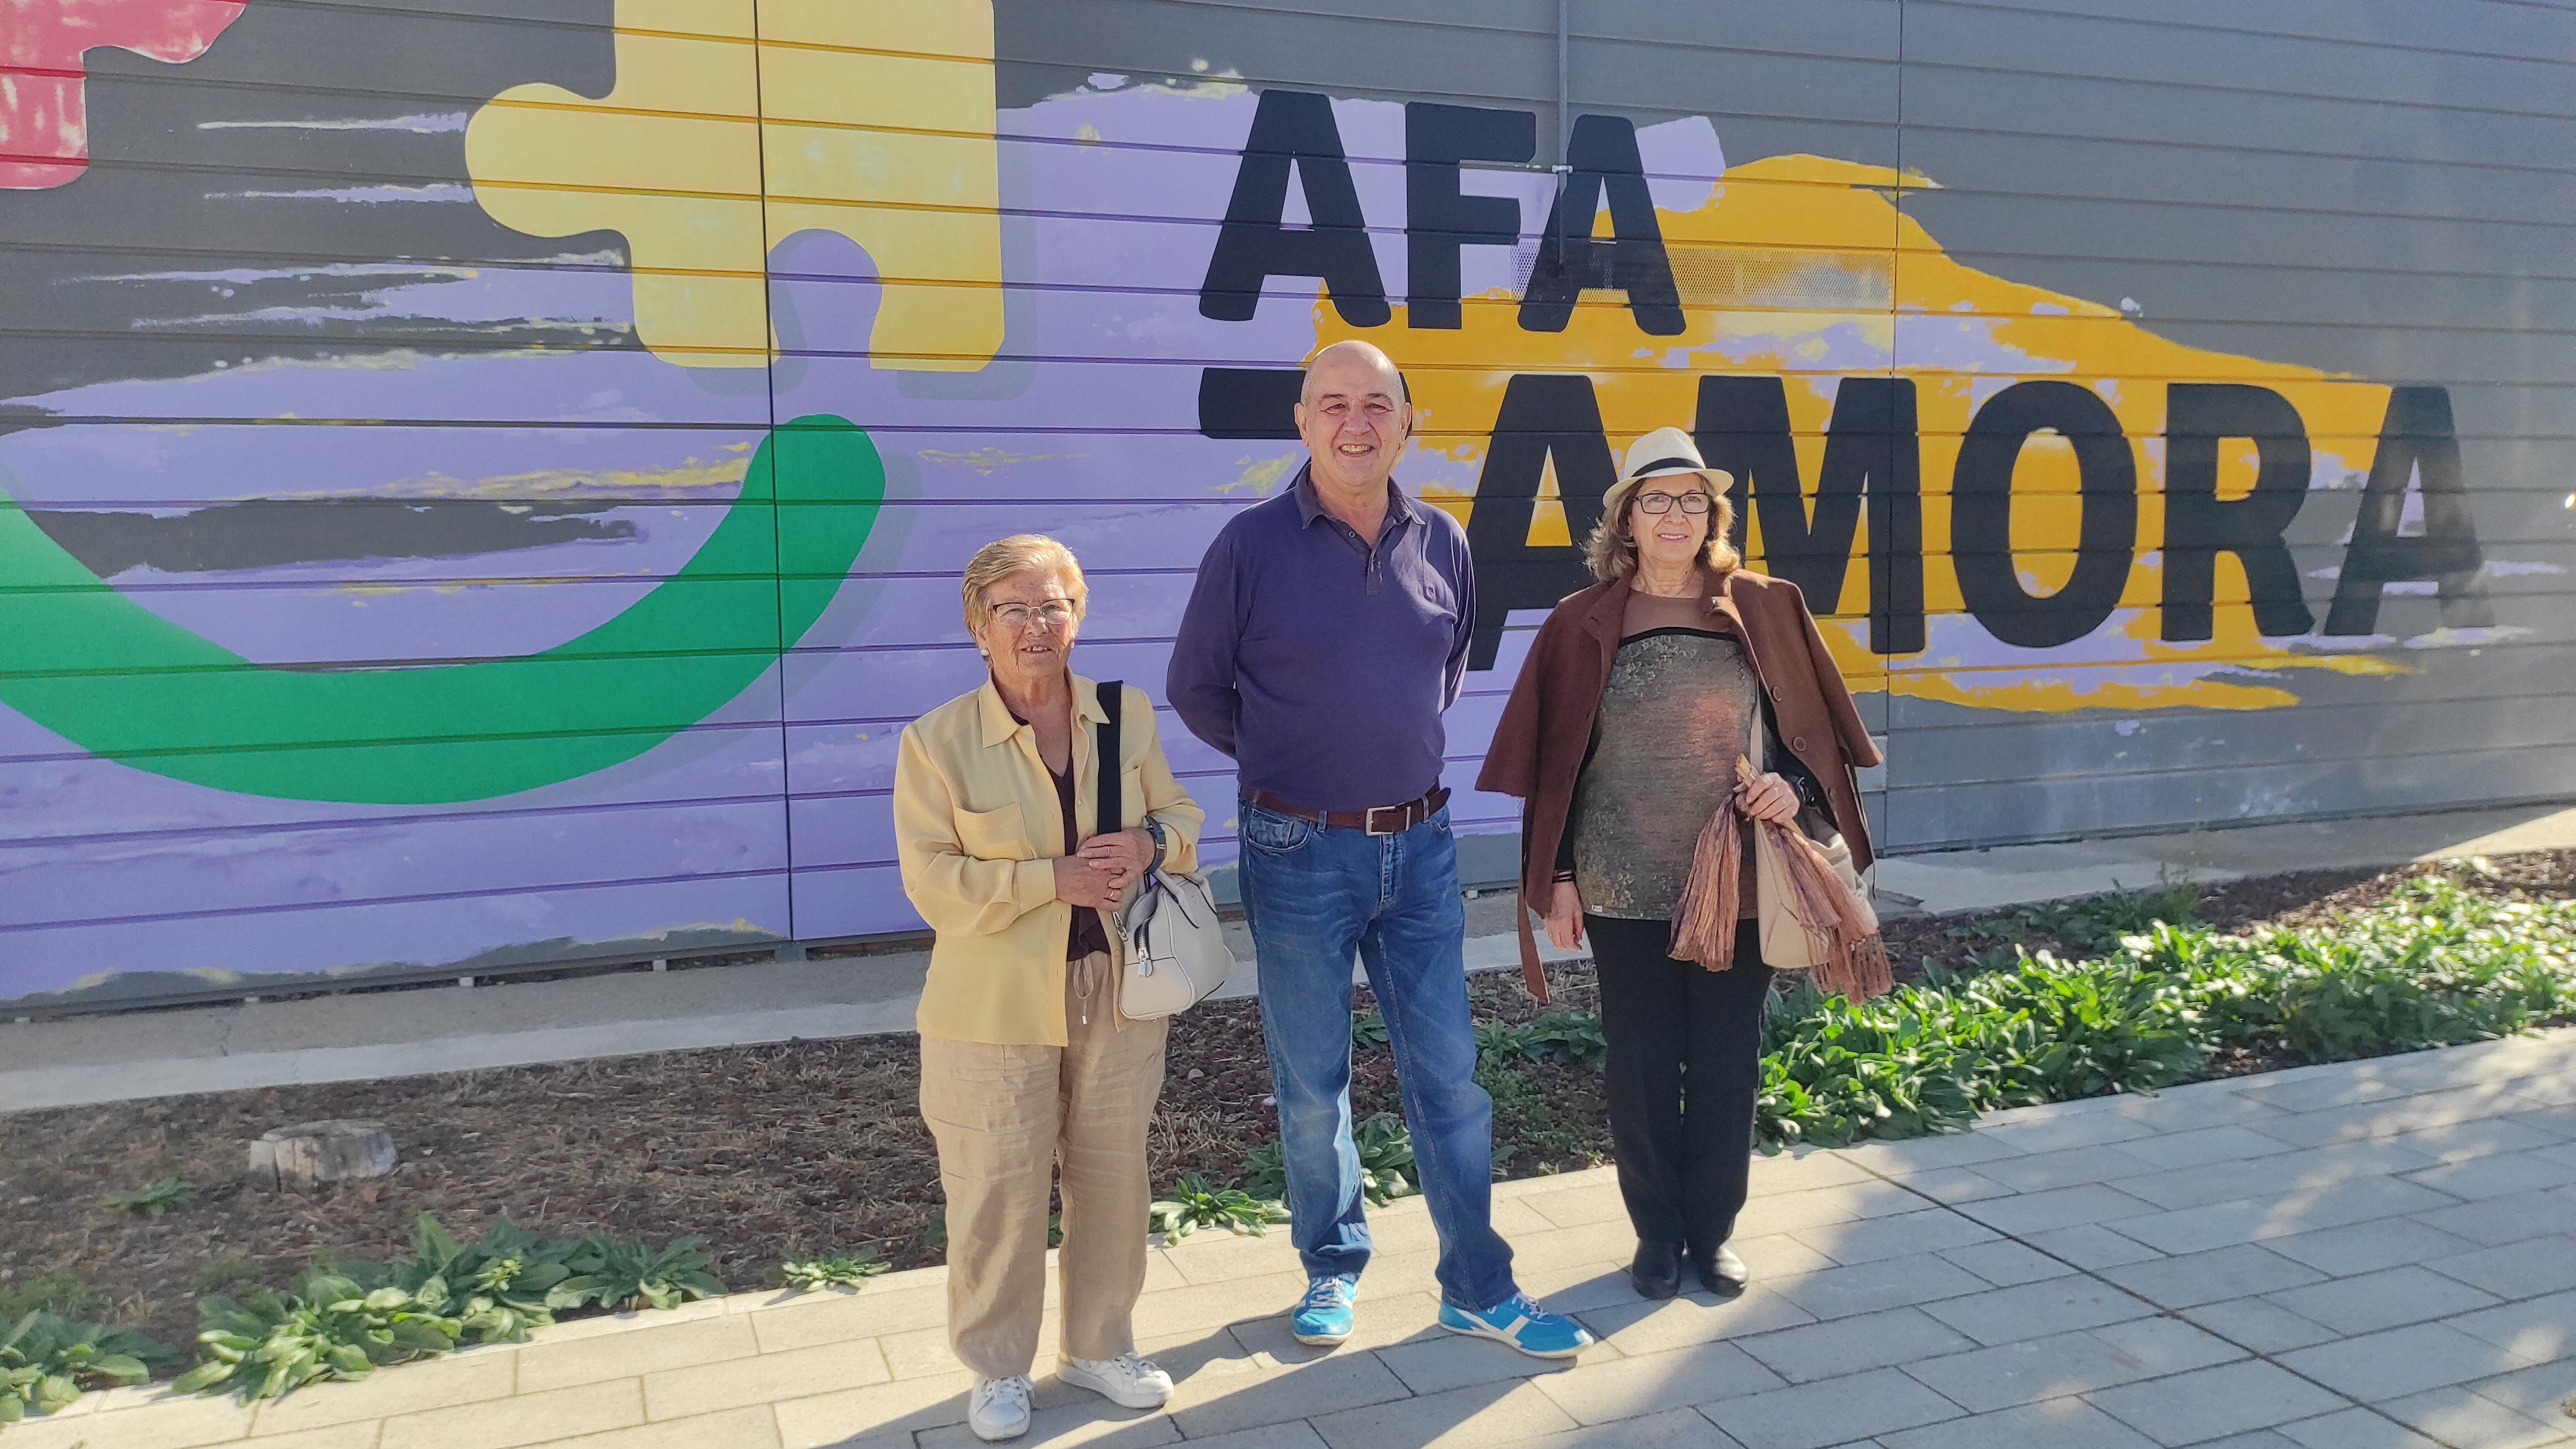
[{"xmin": 2, "ymin": 0, "xmax": 2568, "ymax": 1003}]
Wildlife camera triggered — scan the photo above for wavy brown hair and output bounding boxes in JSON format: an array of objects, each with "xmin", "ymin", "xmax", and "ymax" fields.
[{"xmin": 1584, "ymin": 469, "xmax": 1740, "ymax": 583}]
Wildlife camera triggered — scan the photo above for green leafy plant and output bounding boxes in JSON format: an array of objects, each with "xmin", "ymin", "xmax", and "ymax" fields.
[
  {"xmin": 188, "ymin": 1256, "xmax": 265, "ymax": 1299},
  {"xmin": 778, "ymin": 1249, "xmax": 888, "ymax": 1294},
  {"xmin": 1750, "ymin": 870, "xmax": 2576, "ymax": 1153},
  {"xmin": 1, "ymin": 1311, "xmax": 172, "ymax": 1423},
  {"xmin": 376, "ymin": 1215, "xmax": 577, "ymax": 1345},
  {"xmin": 107, "ymin": 1176, "xmax": 195, "ymax": 1217},
  {"xmin": 175, "ymin": 1270, "xmax": 463, "ymax": 1402},
  {"xmin": 1351, "ymin": 1010, "xmax": 1389, "ymax": 1050},
  {"xmin": 545, "ymin": 1234, "xmax": 724, "ymax": 1314},
  {"xmin": 2008, "ymin": 876, "xmax": 2198, "ymax": 955},
  {"xmin": 0, "ymin": 1274, "xmax": 113, "ymax": 1324},
  {"xmin": 1354, "ymin": 1113, "xmax": 1420, "ymax": 1203},
  {"xmin": 1246, "ymin": 1114, "xmax": 1419, "ymax": 1206},
  {"xmin": 1242, "ymin": 1139, "xmax": 1286, "ymax": 1201},
  {"xmin": 1474, "ymin": 1011, "xmax": 1609, "ymax": 1070},
  {"xmin": 1943, "ymin": 873, "xmax": 2202, "ymax": 957},
  {"xmin": 1149, "ymin": 1175, "xmax": 1289, "ymax": 1241},
  {"xmin": 1512, "ymin": 1010, "xmax": 1609, "ymax": 1067}
]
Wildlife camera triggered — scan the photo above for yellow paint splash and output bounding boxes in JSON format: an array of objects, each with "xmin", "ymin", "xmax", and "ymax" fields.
[
  {"xmin": 1214, "ymin": 454, "xmax": 1297, "ymax": 496},
  {"xmin": 465, "ymin": 0, "xmax": 1002, "ymax": 370},
  {"xmin": 276, "ymin": 455, "xmax": 753, "ymax": 502},
  {"xmin": 1332, "ymin": 155, "xmax": 2400, "ymax": 713},
  {"xmin": 917, "ymin": 446, "xmax": 1076, "ymax": 474}
]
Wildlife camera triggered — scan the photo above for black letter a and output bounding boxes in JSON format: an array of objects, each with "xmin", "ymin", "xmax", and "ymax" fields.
[
  {"xmin": 1463, "ymin": 375, "xmax": 1617, "ymax": 670},
  {"xmin": 2323, "ymin": 386, "xmax": 2490, "ymax": 637},
  {"xmin": 1198, "ymin": 90, "xmax": 1390, "ymax": 327},
  {"xmin": 1518, "ymin": 115, "xmax": 1685, "ymax": 336}
]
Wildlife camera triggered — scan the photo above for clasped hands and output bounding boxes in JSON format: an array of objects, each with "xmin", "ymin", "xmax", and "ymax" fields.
[
  {"xmin": 1539, "ymin": 771, "xmax": 1804, "ymax": 952},
  {"xmin": 1053, "ymin": 827, "xmax": 1155, "ymax": 910}
]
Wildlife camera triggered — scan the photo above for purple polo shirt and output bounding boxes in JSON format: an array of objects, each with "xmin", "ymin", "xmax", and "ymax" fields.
[{"xmin": 1167, "ymin": 464, "xmax": 1477, "ymax": 813}]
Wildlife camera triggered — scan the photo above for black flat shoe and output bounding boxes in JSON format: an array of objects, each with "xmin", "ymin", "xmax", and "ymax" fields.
[
  {"xmin": 1690, "ymin": 1241, "xmax": 1748, "ymax": 1297},
  {"xmin": 1629, "ymin": 1240, "xmax": 1683, "ymax": 1300}
]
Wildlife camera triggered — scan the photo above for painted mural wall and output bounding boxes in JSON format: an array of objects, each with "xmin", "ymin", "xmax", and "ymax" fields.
[{"xmin": 2, "ymin": 0, "xmax": 2569, "ymax": 1004}]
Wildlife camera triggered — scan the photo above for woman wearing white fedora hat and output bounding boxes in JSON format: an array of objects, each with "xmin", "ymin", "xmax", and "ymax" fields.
[{"xmin": 1478, "ymin": 425, "xmax": 1886, "ymax": 1301}]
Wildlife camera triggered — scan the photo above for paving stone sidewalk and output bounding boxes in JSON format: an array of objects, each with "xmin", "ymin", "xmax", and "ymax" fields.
[{"xmin": 21, "ymin": 1028, "xmax": 2576, "ymax": 1449}]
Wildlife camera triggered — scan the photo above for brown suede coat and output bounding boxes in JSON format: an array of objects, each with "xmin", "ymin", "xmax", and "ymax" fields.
[{"xmin": 1475, "ymin": 569, "xmax": 1883, "ymax": 999}]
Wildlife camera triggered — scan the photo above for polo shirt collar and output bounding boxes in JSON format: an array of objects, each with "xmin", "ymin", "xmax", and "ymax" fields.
[
  {"xmin": 1291, "ymin": 461, "xmax": 1420, "ymax": 530},
  {"xmin": 975, "ymin": 673, "xmax": 1108, "ymax": 749}
]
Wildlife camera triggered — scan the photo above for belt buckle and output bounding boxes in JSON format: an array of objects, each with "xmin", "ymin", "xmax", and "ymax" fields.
[{"xmin": 1364, "ymin": 800, "xmax": 1412, "ymax": 836}]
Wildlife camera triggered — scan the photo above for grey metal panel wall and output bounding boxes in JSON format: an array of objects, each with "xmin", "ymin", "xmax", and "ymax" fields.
[
  {"xmin": 1886, "ymin": 0, "xmax": 2575, "ymax": 848},
  {"xmin": 2, "ymin": 0, "xmax": 2565, "ymax": 1005},
  {"xmin": 994, "ymin": 0, "xmax": 2574, "ymax": 856}
]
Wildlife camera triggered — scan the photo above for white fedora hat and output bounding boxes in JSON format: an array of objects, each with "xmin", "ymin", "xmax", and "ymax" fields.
[{"xmin": 1617, "ymin": 426, "xmax": 1732, "ymax": 494}]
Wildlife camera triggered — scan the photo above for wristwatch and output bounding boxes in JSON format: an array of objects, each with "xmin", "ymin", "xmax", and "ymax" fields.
[{"xmin": 1139, "ymin": 816, "xmax": 1169, "ymax": 873}]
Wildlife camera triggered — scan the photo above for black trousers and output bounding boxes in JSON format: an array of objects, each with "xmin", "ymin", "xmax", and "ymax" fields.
[{"xmin": 1587, "ymin": 914, "xmax": 1774, "ymax": 1254}]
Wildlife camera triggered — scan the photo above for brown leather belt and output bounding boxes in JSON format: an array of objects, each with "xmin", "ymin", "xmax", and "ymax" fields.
[{"xmin": 1245, "ymin": 786, "xmax": 1450, "ymax": 836}]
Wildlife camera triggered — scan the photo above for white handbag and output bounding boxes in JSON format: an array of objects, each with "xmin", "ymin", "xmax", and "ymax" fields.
[
  {"xmin": 1093, "ymin": 681, "xmax": 1236, "ymax": 1021},
  {"xmin": 1115, "ymin": 866, "xmax": 1236, "ymax": 1020}
]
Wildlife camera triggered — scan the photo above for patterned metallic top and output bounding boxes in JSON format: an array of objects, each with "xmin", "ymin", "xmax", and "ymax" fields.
[{"xmin": 1568, "ymin": 588, "xmax": 1760, "ymax": 922}]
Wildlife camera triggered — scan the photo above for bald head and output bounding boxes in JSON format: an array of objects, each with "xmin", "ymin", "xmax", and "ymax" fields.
[
  {"xmin": 1295, "ymin": 340, "xmax": 1413, "ymax": 499},
  {"xmin": 1300, "ymin": 340, "xmax": 1409, "ymax": 407}
]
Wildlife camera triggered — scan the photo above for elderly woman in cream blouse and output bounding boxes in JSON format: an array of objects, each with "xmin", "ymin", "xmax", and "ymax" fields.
[{"xmin": 893, "ymin": 534, "xmax": 1205, "ymax": 1442}]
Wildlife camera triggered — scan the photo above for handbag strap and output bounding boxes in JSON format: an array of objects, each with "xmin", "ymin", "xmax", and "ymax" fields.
[{"xmin": 1094, "ymin": 679, "xmax": 1123, "ymax": 839}]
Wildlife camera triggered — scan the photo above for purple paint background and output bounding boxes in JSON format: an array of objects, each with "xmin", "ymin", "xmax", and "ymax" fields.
[
  {"xmin": 4, "ymin": 64, "xmax": 2562, "ymax": 1000},
  {"xmin": 0, "ymin": 88, "xmax": 1575, "ymax": 994}
]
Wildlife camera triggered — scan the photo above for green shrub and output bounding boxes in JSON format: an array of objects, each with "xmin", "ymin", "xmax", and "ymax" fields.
[
  {"xmin": 1242, "ymin": 1139, "xmax": 1285, "ymax": 1200},
  {"xmin": 376, "ymin": 1216, "xmax": 577, "ymax": 1345},
  {"xmin": 0, "ymin": 1274, "xmax": 113, "ymax": 1324},
  {"xmin": 1753, "ymin": 872, "xmax": 2575, "ymax": 1151},
  {"xmin": 166, "ymin": 1216, "xmax": 720, "ymax": 1404},
  {"xmin": 1353, "ymin": 1113, "xmax": 1420, "ymax": 1201},
  {"xmin": 174, "ymin": 1271, "xmax": 462, "ymax": 1402},
  {"xmin": 1755, "ymin": 978, "xmax": 1981, "ymax": 1150},
  {"xmin": 1148, "ymin": 1175, "xmax": 1289, "ymax": 1240},
  {"xmin": 0, "ymin": 1311, "xmax": 172, "ymax": 1423},
  {"xmin": 1244, "ymin": 1113, "xmax": 1418, "ymax": 1206},
  {"xmin": 545, "ymin": 1235, "xmax": 724, "ymax": 1314},
  {"xmin": 1478, "ymin": 1011, "xmax": 1608, "ymax": 1069},
  {"xmin": 106, "ymin": 1176, "xmax": 195, "ymax": 1217},
  {"xmin": 188, "ymin": 1257, "xmax": 265, "ymax": 1299},
  {"xmin": 1947, "ymin": 873, "xmax": 2203, "ymax": 955},
  {"xmin": 1351, "ymin": 1010, "xmax": 1388, "ymax": 1049},
  {"xmin": 778, "ymin": 1250, "xmax": 888, "ymax": 1294}
]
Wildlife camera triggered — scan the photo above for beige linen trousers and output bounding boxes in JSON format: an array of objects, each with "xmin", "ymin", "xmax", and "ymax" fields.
[{"xmin": 918, "ymin": 957, "xmax": 1168, "ymax": 1378}]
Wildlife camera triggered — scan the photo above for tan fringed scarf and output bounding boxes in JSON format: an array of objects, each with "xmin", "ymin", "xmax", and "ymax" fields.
[{"xmin": 1669, "ymin": 756, "xmax": 1894, "ymax": 1002}]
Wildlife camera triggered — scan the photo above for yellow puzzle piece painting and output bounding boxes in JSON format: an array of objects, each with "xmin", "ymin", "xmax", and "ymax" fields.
[{"xmin": 465, "ymin": 0, "xmax": 1003, "ymax": 369}]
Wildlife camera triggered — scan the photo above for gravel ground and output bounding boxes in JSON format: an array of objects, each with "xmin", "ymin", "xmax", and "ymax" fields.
[{"xmin": 3, "ymin": 849, "xmax": 2566, "ymax": 1352}]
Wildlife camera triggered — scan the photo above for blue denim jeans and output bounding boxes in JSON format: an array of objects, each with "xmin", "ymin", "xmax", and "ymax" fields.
[{"xmin": 1237, "ymin": 799, "xmax": 1516, "ymax": 1312}]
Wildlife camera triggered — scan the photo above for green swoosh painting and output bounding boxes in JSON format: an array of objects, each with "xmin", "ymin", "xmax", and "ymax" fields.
[{"xmin": 0, "ymin": 415, "xmax": 882, "ymax": 804}]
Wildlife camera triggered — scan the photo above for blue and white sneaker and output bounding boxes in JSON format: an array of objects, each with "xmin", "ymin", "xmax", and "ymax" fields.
[
  {"xmin": 1290, "ymin": 1274, "xmax": 1358, "ymax": 1346},
  {"xmin": 1438, "ymin": 1291, "xmax": 1595, "ymax": 1359}
]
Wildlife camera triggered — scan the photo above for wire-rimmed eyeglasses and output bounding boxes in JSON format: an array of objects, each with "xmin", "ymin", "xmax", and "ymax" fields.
[{"xmin": 991, "ymin": 600, "xmax": 1077, "ymax": 631}]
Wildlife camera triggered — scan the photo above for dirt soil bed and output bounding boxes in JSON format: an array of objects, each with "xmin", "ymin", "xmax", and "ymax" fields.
[{"xmin": 4, "ymin": 850, "xmax": 2568, "ymax": 1352}]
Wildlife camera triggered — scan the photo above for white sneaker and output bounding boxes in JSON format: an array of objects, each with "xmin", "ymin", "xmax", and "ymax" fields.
[
  {"xmin": 968, "ymin": 1375, "xmax": 1033, "ymax": 1441},
  {"xmin": 1058, "ymin": 1351, "xmax": 1174, "ymax": 1410}
]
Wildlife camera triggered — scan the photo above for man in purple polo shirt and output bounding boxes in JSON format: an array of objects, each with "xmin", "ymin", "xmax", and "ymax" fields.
[{"xmin": 1168, "ymin": 340, "xmax": 1592, "ymax": 1359}]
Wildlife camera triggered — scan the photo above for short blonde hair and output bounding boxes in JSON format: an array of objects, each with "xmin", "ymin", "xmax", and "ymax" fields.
[
  {"xmin": 1586, "ymin": 469, "xmax": 1740, "ymax": 583},
  {"xmin": 960, "ymin": 534, "xmax": 1088, "ymax": 635}
]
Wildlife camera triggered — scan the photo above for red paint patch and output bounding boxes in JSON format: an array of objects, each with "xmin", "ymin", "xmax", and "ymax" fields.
[{"xmin": 2, "ymin": 0, "xmax": 248, "ymax": 189}]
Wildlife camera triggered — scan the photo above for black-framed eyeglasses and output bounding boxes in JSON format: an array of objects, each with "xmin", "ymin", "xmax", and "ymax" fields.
[{"xmin": 1634, "ymin": 490, "xmax": 1713, "ymax": 516}]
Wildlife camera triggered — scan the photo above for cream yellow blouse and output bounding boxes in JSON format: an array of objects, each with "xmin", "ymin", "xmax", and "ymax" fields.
[{"xmin": 893, "ymin": 674, "xmax": 1204, "ymax": 1045}]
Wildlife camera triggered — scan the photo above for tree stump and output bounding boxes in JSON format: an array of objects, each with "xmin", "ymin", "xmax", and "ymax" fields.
[{"xmin": 248, "ymin": 1120, "xmax": 397, "ymax": 1193}]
